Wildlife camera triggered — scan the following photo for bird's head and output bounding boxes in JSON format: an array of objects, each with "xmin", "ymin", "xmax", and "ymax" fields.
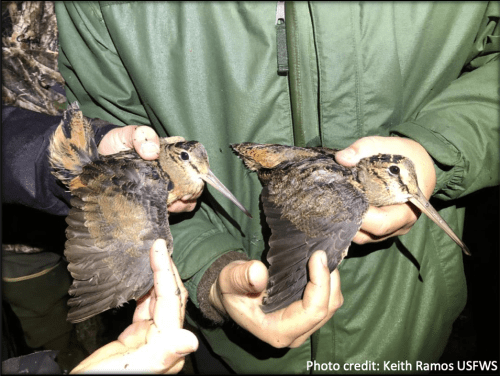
[
  {"xmin": 356, "ymin": 154, "xmax": 469, "ymax": 255},
  {"xmin": 159, "ymin": 140, "xmax": 251, "ymax": 217},
  {"xmin": 356, "ymin": 154, "xmax": 419, "ymax": 206}
]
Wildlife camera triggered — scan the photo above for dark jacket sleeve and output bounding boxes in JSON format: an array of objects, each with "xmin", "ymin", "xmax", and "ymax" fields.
[{"xmin": 1, "ymin": 105, "xmax": 118, "ymax": 215}]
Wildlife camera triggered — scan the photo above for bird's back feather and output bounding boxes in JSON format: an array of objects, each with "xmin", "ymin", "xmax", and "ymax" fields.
[{"xmin": 48, "ymin": 102, "xmax": 99, "ymax": 185}]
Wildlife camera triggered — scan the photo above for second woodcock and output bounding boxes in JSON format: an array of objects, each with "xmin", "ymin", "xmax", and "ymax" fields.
[{"xmin": 231, "ymin": 142, "xmax": 470, "ymax": 314}]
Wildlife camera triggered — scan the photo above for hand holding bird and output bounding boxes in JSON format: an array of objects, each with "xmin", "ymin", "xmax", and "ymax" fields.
[
  {"xmin": 209, "ymin": 250, "xmax": 343, "ymax": 349},
  {"xmin": 98, "ymin": 125, "xmax": 198, "ymax": 213}
]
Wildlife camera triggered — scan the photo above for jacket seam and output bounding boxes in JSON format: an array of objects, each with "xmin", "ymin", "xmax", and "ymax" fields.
[
  {"xmin": 350, "ymin": 2, "xmax": 364, "ymax": 138},
  {"xmin": 310, "ymin": 5, "xmax": 323, "ymax": 139},
  {"xmin": 289, "ymin": 3, "xmax": 305, "ymax": 147}
]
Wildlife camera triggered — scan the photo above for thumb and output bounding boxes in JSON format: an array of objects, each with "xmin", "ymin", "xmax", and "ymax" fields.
[
  {"xmin": 98, "ymin": 125, "xmax": 160, "ymax": 160},
  {"xmin": 147, "ymin": 328, "xmax": 199, "ymax": 356},
  {"xmin": 335, "ymin": 146, "xmax": 358, "ymax": 167},
  {"xmin": 335, "ymin": 136, "xmax": 386, "ymax": 167},
  {"xmin": 171, "ymin": 330, "xmax": 199, "ymax": 356},
  {"xmin": 220, "ymin": 260, "xmax": 268, "ymax": 295},
  {"xmin": 132, "ymin": 126, "xmax": 160, "ymax": 160}
]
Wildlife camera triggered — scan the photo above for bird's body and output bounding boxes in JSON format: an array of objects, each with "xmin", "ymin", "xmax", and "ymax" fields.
[
  {"xmin": 49, "ymin": 103, "xmax": 249, "ymax": 323},
  {"xmin": 231, "ymin": 142, "xmax": 469, "ymax": 313}
]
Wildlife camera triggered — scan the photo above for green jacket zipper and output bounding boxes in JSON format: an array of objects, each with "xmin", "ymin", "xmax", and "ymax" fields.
[{"xmin": 276, "ymin": 1, "xmax": 289, "ymax": 75}]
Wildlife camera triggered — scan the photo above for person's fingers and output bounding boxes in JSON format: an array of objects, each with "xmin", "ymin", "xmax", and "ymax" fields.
[
  {"xmin": 69, "ymin": 340, "xmax": 129, "ymax": 374},
  {"xmin": 77, "ymin": 327, "xmax": 198, "ymax": 374},
  {"xmin": 335, "ymin": 135, "xmax": 408, "ymax": 163},
  {"xmin": 117, "ymin": 320, "xmax": 150, "ymax": 349},
  {"xmin": 97, "ymin": 126, "xmax": 137, "ymax": 155},
  {"xmin": 278, "ymin": 250, "xmax": 332, "ymax": 340},
  {"xmin": 335, "ymin": 136, "xmax": 436, "ymax": 197},
  {"xmin": 98, "ymin": 127, "xmax": 188, "ymax": 161},
  {"xmin": 97, "ymin": 125, "xmax": 160, "ymax": 159},
  {"xmin": 335, "ymin": 136, "xmax": 436, "ymax": 246},
  {"xmin": 219, "ymin": 260, "xmax": 268, "ymax": 295},
  {"xmin": 169, "ymin": 256, "xmax": 189, "ymax": 324},
  {"xmin": 167, "ymin": 199, "xmax": 198, "ymax": 213},
  {"xmin": 209, "ymin": 260, "xmax": 267, "ymax": 316},
  {"xmin": 300, "ymin": 251, "xmax": 330, "ymax": 316},
  {"xmin": 289, "ymin": 268, "xmax": 343, "ymax": 348},
  {"xmin": 248, "ymin": 251, "xmax": 339, "ymax": 349},
  {"xmin": 132, "ymin": 126, "xmax": 161, "ymax": 160},
  {"xmin": 133, "ymin": 290, "xmax": 154, "ymax": 322},
  {"xmin": 353, "ymin": 204, "xmax": 419, "ymax": 242},
  {"xmin": 149, "ymin": 239, "xmax": 184, "ymax": 330},
  {"xmin": 167, "ymin": 187, "xmax": 203, "ymax": 213},
  {"xmin": 145, "ymin": 328, "xmax": 199, "ymax": 374},
  {"xmin": 171, "ymin": 329, "xmax": 199, "ymax": 357},
  {"xmin": 328, "ymin": 269, "xmax": 343, "ymax": 310},
  {"xmin": 334, "ymin": 136, "xmax": 382, "ymax": 166},
  {"xmin": 164, "ymin": 136, "xmax": 185, "ymax": 144}
]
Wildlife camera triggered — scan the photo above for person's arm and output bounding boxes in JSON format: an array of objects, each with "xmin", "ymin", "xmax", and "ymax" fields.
[
  {"xmin": 335, "ymin": 3, "xmax": 499, "ymax": 245},
  {"xmin": 1, "ymin": 106, "xmax": 117, "ymax": 215},
  {"xmin": 1, "ymin": 105, "xmax": 171, "ymax": 214},
  {"xmin": 390, "ymin": 2, "xmax": 499, "ymax": 200}
]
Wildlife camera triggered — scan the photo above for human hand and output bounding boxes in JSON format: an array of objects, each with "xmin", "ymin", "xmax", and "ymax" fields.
[
  {"xmin": 335, "ymin": 136, "xmax": 436, "ymax": 244},
  {"xmin": 98, "ymin": 125, "xmax": 199, "ymax": 212},
  {"xmin": 71, "ymin": 239, "xmax": 199, "ymax": 374},
  {"xmin": 209, "ymin": 250, "xmax": 343, "ymax": 348}
]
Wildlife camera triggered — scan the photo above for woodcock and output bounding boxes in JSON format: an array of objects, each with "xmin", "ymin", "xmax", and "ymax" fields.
[
  {"xmin": 49, "ymin": 103, "xmax": 250, "ymax": 323},
  {"xmin": 232, "ymin": 142, "xmax": 470, "ymax": 314}
]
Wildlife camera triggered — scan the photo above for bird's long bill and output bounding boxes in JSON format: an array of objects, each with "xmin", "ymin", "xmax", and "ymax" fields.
[
  {"xmin": 203, "ymin": 170, "xmax": 252, "ymax": 218},
  {"xmin": 409, "ymin": 189, "xmax": 470, "ymax": 255}
]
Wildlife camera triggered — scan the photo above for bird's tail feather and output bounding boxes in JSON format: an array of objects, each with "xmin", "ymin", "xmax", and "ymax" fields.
[{"xmin": 49, "ymin": 102, "xmax": 99, "ymax": 185}]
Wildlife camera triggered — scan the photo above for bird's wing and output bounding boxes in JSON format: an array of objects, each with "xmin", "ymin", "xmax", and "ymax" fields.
[
  {"xmin": 260, "ymin": 163, "xmax": 368, "ymax": 313},
  {"xmin": 64, "ymin": 153, "xmax": 172, "ymax": 323}
]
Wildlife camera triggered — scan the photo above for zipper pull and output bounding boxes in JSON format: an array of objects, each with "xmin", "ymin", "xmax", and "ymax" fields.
[{"xmin": 276, "ymin": 1, "xmax": 288, "ymax": 75}]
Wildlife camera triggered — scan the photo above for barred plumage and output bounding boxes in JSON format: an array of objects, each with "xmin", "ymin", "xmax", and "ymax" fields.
[
  {"xmin": 50, "ymin": 104, "xmax": 249, "ymax": 323},
  {"xmin": 232, "ymin": 142, "xmax": 469, "ymax": 313}
]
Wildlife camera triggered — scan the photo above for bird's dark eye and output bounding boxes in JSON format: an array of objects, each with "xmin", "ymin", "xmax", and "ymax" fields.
[
  {"xmin": 180, "ymin": 151, "xmax": 190, "ymax": 161},
  {"xmin": 389, "ymin": 165, "xmax": 400, "ymax": 175}
]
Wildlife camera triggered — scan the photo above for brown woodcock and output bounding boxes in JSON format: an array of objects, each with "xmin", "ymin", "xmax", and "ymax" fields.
[
  {"xmin": 49, "ymin": 103, "xmax": 250, "ymax": 323},
  {"xmin": 231, "ymin": 142, "xmax": 470, "ymax": 314}
]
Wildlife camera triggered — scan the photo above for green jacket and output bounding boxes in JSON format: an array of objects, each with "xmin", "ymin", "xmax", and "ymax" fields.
[{"xmin": 55, "ymin": 2, "xmax": 499, "ymax": 373}]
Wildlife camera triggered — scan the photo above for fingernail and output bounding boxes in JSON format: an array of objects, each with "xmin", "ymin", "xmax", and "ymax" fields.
[
  {"xmin": 340, "ymin": 148, "xmax": 355, "ymax": 160},
  {"xmin": 247, "ymin": 264, "xmax": 254, "ymax": 287},
  {"xmin": 141, "ymin": 141, "xmax": 160, "ymax": 156},
  {"xmin": 320, "ymin": 251, "xmax": 328, "ymax": 267}
]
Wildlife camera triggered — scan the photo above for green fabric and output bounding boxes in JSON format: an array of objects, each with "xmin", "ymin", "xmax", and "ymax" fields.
[
  {"xmin": 55, "ymin": 1, "xmax": 499, "ymax": 373},
  {"xmin": 2, "ymin": 262, "xmax": 73, "ymax": 349}
]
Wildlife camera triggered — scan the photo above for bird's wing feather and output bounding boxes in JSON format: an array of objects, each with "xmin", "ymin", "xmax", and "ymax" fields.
[
  {"xmin": 261, "ymin": 162, "xmax": 368, "ymax": 313},
  {"xmin": 64, "ymin": 153, "xmax": 172, "ymax": 323}
]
